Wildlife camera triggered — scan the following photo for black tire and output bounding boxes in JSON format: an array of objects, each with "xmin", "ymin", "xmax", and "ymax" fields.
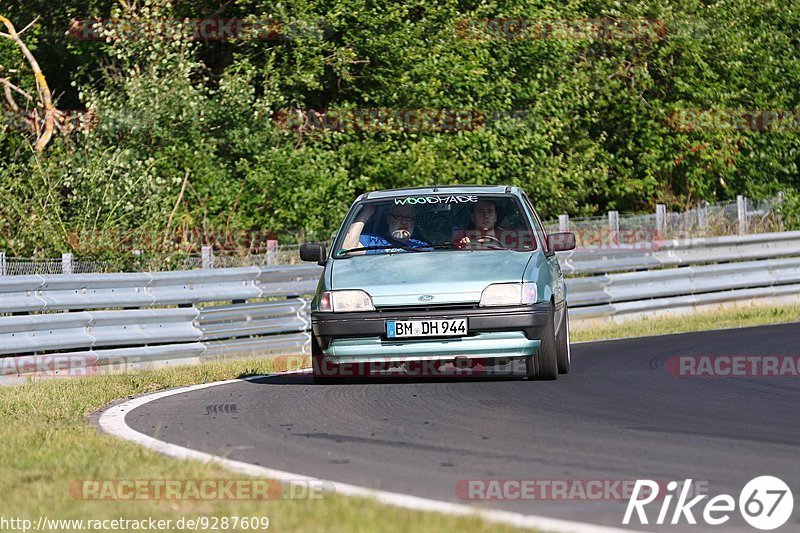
[
  {"xmin": 556, "ymin": 305, "xmax": 571, "ymax": 374},
  {"xmin": 526, "ymin": 303, "xmax": 558, "ymax": 380},
  {"xmin": 311, "ymin": 336, "xmax": 344, "ymax": 384}
]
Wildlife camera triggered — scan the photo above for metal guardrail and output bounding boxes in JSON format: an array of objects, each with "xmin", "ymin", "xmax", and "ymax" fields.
[
  {"xmin": 0, "ymin": 308, "xmax": 201, "ymax": 356},
  {"xmin": 570, "ymin": 283, "xmax": 800, "ymax": 320},
  {"xmin": 560, "ymin": 230, "xmax": 800, "ymax": 275},
  {"xmin": 0, "ymin": 265, "xmax": 321, "ymax": 313},
  {"xmin": 198, "ymin": 300, "xmax": 310, "ymax": 340},
  {"xmin": 566, "ymin": 257, "xmax": 800, "ymax": 306},
  {"xmin": 1, "ymin": 230, "xmax": 799, "ymax": 377},
  {"xmin": 0, "ymin": 264, "xmax": 321, "ymax": 379}
]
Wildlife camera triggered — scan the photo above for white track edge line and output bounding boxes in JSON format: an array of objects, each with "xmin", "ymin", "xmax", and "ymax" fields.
[{"xmin": 97, "ymin": 370, "xmax": 640, "ymax": 533}]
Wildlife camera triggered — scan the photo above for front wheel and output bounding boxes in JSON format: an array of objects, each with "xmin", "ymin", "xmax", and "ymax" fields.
[
  {"xmin": 311, "ymin": 336, "xmax": 344, "ymax": 384},
  {"xmin": 526, "ymin": 303, "xmax": 558, "ymax": 381},
  {"xmin": 556, "ymin": 305, "xmax": 571, "ymax": 374}
]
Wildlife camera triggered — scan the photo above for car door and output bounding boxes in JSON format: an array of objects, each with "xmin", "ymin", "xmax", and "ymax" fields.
[{"xmin": 521, "ymin": 193, "xmax": 567, "ymax": 327}]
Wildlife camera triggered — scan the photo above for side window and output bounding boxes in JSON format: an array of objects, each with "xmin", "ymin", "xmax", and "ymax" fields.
[{"xmin": 522, "ymin": 195, "xmax": 549, "ymax": 252}]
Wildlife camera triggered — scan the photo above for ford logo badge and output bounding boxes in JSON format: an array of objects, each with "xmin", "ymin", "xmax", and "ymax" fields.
[{"xmin": 418, "ymin": 295, "xmax": 434, "ymax": 302}]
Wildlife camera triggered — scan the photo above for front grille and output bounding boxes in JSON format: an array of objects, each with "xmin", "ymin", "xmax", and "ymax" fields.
[{"xmin": 375, "ymin": 303, "xmax": 480, "ymax": 313}]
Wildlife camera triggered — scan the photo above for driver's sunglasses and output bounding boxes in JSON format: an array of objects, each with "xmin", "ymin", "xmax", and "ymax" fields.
[{"xmin": 388, "ymin": 213, "xmax": 414, "ymax": 224}]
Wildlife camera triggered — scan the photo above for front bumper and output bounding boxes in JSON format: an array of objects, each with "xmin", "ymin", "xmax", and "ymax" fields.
[{"xmin": 311, "ymin": 302, "xmax": 550, "ymax": 362}]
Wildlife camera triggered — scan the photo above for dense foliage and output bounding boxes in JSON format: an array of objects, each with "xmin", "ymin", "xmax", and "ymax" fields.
[{"xmin": 1, "ymin": 0, "xmax": 799, "ymax": 256}]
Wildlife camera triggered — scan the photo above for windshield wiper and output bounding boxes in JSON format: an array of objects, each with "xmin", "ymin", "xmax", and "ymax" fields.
[
  {"xmin": 337, "ymin": 244, "xmax": 432, "ymax": 255},
  {"xmin": 431, "ymin": 241, "xmax": 509, "ymax": 250}
]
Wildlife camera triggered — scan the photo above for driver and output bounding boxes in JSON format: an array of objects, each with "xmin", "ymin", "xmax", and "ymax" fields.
[
  {"xmin": 341, "ymin": 204, "xmax": 430, "ymax": 254},
  {"xmin": 455, "ymin": 199, "xmax": 505, "ymax": 246}
]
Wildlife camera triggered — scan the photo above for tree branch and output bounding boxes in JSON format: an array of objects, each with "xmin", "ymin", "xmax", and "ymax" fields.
[
  {"xmin": 0, "ymin": 15, "xmax": 56, "ymax": 151},
  {"xmin": 0, "ymin": 77, "xmax": 33, "ymax": 113},
  {"xmin": 2, "ymin": 83, "xmax": 17, "ymax": 111},
  {"xmin": 16, "ymin": 16, "xmax": 39, "ymax": 36},
  {"xmin": 168, "ymin": 170, "xmax": 191, "ymax": 227}
]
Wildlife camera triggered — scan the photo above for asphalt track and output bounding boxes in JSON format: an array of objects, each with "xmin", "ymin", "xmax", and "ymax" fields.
[{"xmin": 124, "ymin": 323, "xmax": 800, "ymax": 531}]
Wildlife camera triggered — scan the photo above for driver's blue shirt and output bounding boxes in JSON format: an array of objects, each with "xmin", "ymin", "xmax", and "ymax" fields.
[{"xmin": 359, "ymin": 233, "xmax": 429, "ymax": 254}]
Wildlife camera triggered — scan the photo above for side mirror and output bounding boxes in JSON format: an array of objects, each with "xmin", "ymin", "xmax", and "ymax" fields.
[
  {"xmin": 547, "ymin": 232, "xmax": 576, "ymax": 252},
  {"xmin": 300, "ymin": 243, "xmax": 327, "ymax": 266}
]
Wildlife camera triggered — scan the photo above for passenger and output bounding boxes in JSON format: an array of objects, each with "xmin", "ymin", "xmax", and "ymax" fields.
[{"xmin": 341, "ymin": 204, "xmax": 430, "ymax": 254}]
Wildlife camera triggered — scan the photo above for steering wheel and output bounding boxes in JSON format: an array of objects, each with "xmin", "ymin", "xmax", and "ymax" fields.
[{"xmin": 476, "ymin": 234, "xmax": 502, "ymax": 245}]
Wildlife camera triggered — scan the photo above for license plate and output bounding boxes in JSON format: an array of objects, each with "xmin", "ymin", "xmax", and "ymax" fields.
[{"xmin": 386, "ymin": 318, "xmax": 467, "ymax": 338}]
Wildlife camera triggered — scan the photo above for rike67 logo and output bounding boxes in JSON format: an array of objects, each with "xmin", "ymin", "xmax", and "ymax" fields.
[{"xmin": 624, "ymin": 476, "xmax": 794, "ymax": 530}]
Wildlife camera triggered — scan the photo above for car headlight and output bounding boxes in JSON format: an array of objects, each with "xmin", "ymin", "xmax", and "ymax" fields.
[
  {"xmin": 318, "ymin": 290, "xmax": 375, "ymax": 312},
  {"xmin": 479, "ymin": 282, "xmax": 538, "ymax": 307}
]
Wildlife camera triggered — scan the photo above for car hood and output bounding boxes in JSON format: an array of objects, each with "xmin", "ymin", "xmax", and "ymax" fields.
[{"xmin": 330, "ymin": 250, "xmax": 533, "ymax": 307}]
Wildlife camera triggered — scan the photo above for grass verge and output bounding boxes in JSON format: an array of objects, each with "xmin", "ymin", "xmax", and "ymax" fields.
[
  {"xmin": 0, "ymin": 356, "xmax": 519, "ymax": 532},
  {"xmin": 571, "ymin": 303, "xmax": 800, "ymax": 342}
]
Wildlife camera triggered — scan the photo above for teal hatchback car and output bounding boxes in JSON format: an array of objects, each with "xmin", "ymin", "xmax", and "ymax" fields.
[{"xmin": 300, "ymin": 185, "xmax": 576, "ymax": 383}]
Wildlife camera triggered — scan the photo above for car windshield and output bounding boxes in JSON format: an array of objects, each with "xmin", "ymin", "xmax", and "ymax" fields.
[{"xmin": 334, "ymin": 194, "xmax": 537, "ymax": 257}]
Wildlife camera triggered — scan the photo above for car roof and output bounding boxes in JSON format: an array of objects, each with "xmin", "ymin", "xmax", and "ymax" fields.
[{"xmin": 359, "ymin": 185, "xmax": 517, "ymax": 201}]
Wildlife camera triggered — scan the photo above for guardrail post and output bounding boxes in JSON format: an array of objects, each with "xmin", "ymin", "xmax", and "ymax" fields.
[
  {"xmin": 698, "ymin": 201, "xmax": 708, "ymax": 231},
  {"xmin": 558, "ymin": 214, "xmax": 570, "ymax": 232},
  {"xmin": 608, "ymin": 211, "xmax": 619, "ymax": 245},
  {"xmin": 201, "ymin": 246, "xmax": 214, "ymax": 269},
  {"xmin": 656, "ymin": 204, "xmax": 667, "ymax": 239},
  {"xmin": 267, "ymin": 240, "xmax": 278, "ymax": 266},
  {"xmin": 737, "ymin": 195, "xmax": 747, "ymax": 235},
  {"xmin": 0, "ymin": 251, "xmax": 5, "ymax": 276},
  {"xmin": 62, "ymin": 253, "xmax": 73, "ymax": 275}
]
